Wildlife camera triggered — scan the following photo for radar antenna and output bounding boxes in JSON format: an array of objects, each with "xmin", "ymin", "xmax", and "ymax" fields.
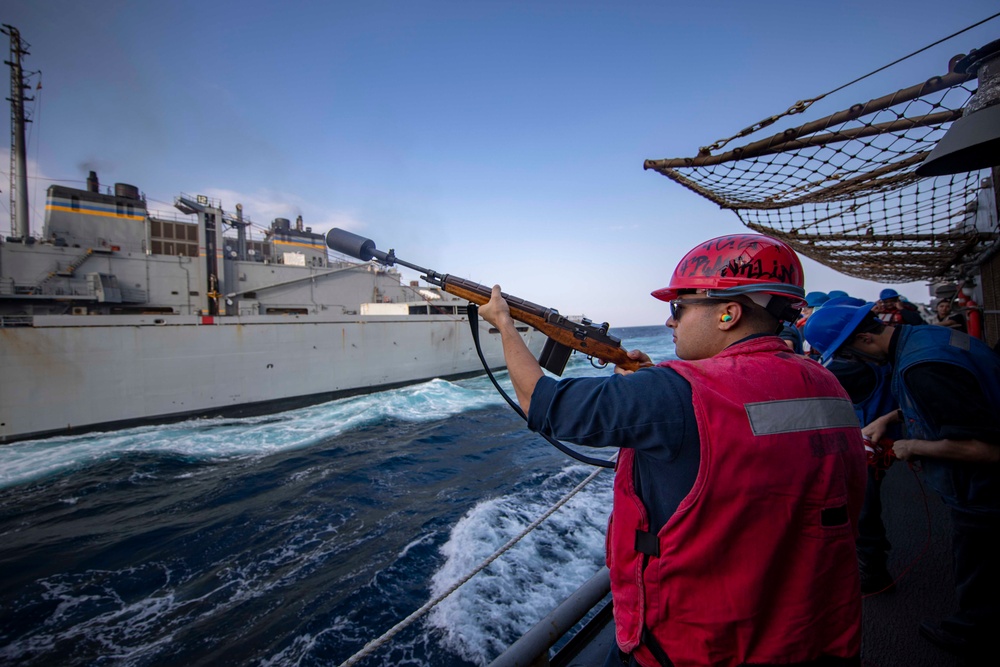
[{"xmin": 2, "ymin": 25, "xmax": 33, "ymax": 238}]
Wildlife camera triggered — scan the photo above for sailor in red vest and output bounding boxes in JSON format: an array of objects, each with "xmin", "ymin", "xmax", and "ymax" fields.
[{"xmin": 479, "ymin": 235, "xmax": 867, "ymax": 667}]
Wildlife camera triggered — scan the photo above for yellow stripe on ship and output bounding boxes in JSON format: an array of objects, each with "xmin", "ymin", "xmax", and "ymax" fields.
[
  {"xmin": 46, "ymin": 205, "xmax": 145, "ymax": 221},
  {"xmin": 273, "ymin": 239, "xmax": 323, "ymax": 250}
]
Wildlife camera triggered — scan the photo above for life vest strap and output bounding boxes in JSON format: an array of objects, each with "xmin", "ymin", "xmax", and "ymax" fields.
[
  {"xmin": 641, "ymin": 627, "xmax": 676, "ymax": 667},
  {"xmin": 821, "ymin": 505, "xmax": 849, "ymax": 527},
  {"xmin": 635, "ymin": 530, "xmax": 660, "ymax": 557}
]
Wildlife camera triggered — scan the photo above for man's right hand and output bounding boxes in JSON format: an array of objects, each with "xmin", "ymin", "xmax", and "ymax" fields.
[{"xmin": 862, "ymin": 409, "xmax": 898, "ymax": 443}]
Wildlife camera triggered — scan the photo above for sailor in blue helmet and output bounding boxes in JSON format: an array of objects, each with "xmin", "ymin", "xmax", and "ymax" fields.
[
  {"xmin": 809, "ymin": 296, "xmax": 899, "ymax": 593},
  {"xmin": 795, "ymin": 292, "xmax": 829, "ymax": 355},
  {"xmin": 875, "ymin": 288, "xmax": 924, "ymax": 326},
  {"xmin": 824, "ymin": 295, "xmax": 864, "ymax": 308},
  {"xmin": 797, "ymin": 291, "xmax": 828, "ymax": 323},
  {"xmin": 804, "ymin": 302, "xmax": 1000, "ymax": 660},
  {"xmin": 805, "ymin": 291, "xmax": 830, "ymax": 308}
]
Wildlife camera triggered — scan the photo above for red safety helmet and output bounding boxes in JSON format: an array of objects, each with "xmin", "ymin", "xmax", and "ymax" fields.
[{"xmin": 652, "ymin": 234, "xmax": 806, "ymax": 306}]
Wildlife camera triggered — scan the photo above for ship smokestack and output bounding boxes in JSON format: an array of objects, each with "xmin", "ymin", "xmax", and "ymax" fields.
[
  {"xmin": 296, "ymin": 215, "xmax": 303, "ymax": 232},
  {"xmin": 87, "ymin": 171, "xmax": 99, "ymax": 193}
]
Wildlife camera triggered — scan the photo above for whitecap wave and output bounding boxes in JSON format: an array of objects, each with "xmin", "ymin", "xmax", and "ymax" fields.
[
  {"xmin": 426, "ymin": 465, "xmax": 613, "ymax": 666},
  {"xmin": 0, "ymin": 327, "xmax": 672, "ymax": 492},
  {"xmin": 0, "ymin": 377, "xmax": 502, "ymax": 489}
]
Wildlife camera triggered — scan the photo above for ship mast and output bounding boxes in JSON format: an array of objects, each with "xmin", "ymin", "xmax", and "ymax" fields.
[{"xmin": 2, "ymin": 25, "xmax": 31, "ymax": 238}]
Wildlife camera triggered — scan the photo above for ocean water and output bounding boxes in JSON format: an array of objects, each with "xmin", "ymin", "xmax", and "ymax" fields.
[{"xmin": 0, "ymin": 325, "xmax": 673, "ymax": 667}]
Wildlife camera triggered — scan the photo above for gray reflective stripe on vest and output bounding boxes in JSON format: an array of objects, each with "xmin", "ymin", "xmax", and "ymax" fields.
[
  {"xmin": 744, "ymin": 397, "xmax": 858, "ymax": 436},
  {"xmin": 950, "ymin": 329, "xmax": 971, "ymax": 351}
]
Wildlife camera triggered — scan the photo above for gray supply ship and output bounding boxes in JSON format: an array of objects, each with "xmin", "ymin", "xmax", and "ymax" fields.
[{"xmin": 0, "ymin": 27, "xmax": 545, "ymax": 443}]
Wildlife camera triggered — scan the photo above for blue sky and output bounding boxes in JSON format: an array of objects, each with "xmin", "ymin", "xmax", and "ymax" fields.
[{"xmin": 2, "ymin": 1, "xmax": 997, "ymax": 325}]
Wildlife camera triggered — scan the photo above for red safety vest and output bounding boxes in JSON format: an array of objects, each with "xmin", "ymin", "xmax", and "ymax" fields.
[
  {"xmin": 607, "ymin": 336, "xmax": 866, "ymax": 667},
  {"xmin": 878, "ymin": 310, "xmax": 904, "ymax": 325}
]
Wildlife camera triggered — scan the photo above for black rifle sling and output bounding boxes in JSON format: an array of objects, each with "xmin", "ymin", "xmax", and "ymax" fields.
[
  {"xmin": 467, "ymin": 304, "xmax": 615, "ymax": 469},
  {"xmin": 641, "ymin": 628, "xmax": 677, "ymax": 667}
]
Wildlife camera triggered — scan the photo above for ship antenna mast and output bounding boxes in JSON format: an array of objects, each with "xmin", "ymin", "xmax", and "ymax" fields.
[{"xmin": 2, "ymin": 25, "xmax": 31, "ymax": 238}]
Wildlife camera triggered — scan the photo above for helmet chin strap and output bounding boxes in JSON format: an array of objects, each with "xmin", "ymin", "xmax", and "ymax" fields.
[{"xmin": 765, "ymin": 296, "xmax": 802, "ymax": 324}]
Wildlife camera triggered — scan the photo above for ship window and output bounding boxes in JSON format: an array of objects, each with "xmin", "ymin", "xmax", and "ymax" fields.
[
  {"xmin": 127, "ymin": 204, "xmax": 134, "ymax": 218},
  {"xmin": 190, "ymin": 291, "xmax": 199, "ymax": 296},
  {"xmin": 151, "ymin": 220, "xmax": 161, "ymax": 236},
  {"xmin": 116, "ymin": 202, "xmax": 124, "ymax": 216},
  {"xmin": 457, "ymin": 306, "xmax": 468, "ymax": 315},
  {"xmin": 186, "ymin": 244, "xmax": 198, "ymax": 257},
  {"xmin": 245, "ymin": 292, "xmax": 257, "ymax": 299},
  {"xmin": 186, "ymin": 225, "xmax": 198, "ymax": 241},
  {"xmin": 71, "ymin": 196, "xmax": 80, "ymax": 211},
  {"xmin": 164, "ymin": 242, "xmax": 175, "ymax": 255},
  {"xmin": 151, "ymin": 240, "xmax": 163, "ymax": 254},
  {"xmin": 408, "ymin": 305, "xmax": 429, "ymax": 315},
  {"xmin": 266, "ymin": 307, "xmax": 308, "ymax": 315},
  {"xmin": 163, "ymin": 222, "xmax": 174, "ymax": 239}
]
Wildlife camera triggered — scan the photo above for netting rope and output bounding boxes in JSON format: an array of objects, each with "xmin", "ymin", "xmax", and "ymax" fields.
[{"xmin": 645, "ymin": 19, "xmax": 1000, "ymax": 283}]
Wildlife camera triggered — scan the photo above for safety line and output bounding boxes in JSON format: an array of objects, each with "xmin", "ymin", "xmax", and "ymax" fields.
[
  {"xmin": 701, "ymin": 11, "xmax": 1000, "ymax": 155},
  {"xmin": 825, "ymin": 11, "xmax": 1000, "ymax": 99}
]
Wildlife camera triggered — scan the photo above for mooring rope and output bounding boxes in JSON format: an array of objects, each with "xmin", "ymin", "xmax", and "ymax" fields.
[{"xmin": 337, "ymin": 459, "xmax": 613, "ymax": 667}]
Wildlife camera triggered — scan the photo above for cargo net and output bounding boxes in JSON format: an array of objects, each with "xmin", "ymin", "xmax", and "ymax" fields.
[{"xmin": 644, "ymin": 70, "xmax": 994, "ymax": 283}]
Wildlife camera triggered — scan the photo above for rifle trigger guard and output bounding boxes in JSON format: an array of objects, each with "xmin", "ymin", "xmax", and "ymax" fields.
[{"xmin": 589, "ymin": 356, "xmax": 609, "ymax": 370}]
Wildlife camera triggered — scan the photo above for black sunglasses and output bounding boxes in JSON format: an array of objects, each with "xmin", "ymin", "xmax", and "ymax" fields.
[{"xmin": 669, "ymin": 297, "xmax": 730, "ymax": 321}]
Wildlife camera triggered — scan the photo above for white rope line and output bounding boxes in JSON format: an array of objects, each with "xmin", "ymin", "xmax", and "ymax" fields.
[{"xmin": 337, "ymin": 459, "xmax": 613, "ymax": 667}]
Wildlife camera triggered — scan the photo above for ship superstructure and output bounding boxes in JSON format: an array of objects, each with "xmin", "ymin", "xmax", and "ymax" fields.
[{"xmin": 0, "ymin": 28, "xmax": 544, "ymax": 443}]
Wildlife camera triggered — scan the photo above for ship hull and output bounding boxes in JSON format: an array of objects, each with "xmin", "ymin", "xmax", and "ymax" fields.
[{"xmin": 0, "ymin": 313, "xmax": 544, "ymax": 443}]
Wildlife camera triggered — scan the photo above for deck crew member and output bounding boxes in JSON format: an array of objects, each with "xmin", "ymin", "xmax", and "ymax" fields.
[
  {"xmin": 796, "ymin": 290, "xmax": 829, "ymax": 330},
  {"xmin": 479, "ymin": 235, "xmax": 866, "ymax": 667},
  {"xmin": 873, "ymin": 288, "xmax": 925, "ymax": 326},
  {"xmin": 809, "ymin": 295, "xmax": 899, "ymax": 593},
  {"xmin": 804, "ymin": 302, "xmax": 1000, "ymax": 660},
  {"xmin": 933, "ymin": 298, "xmax": 967, "ymax": 332}
]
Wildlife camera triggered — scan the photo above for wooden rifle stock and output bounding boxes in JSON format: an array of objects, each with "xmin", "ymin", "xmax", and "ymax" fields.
[{"xmin": 441, "ymin": 276, "xmax": 643, "ymax": 373}]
